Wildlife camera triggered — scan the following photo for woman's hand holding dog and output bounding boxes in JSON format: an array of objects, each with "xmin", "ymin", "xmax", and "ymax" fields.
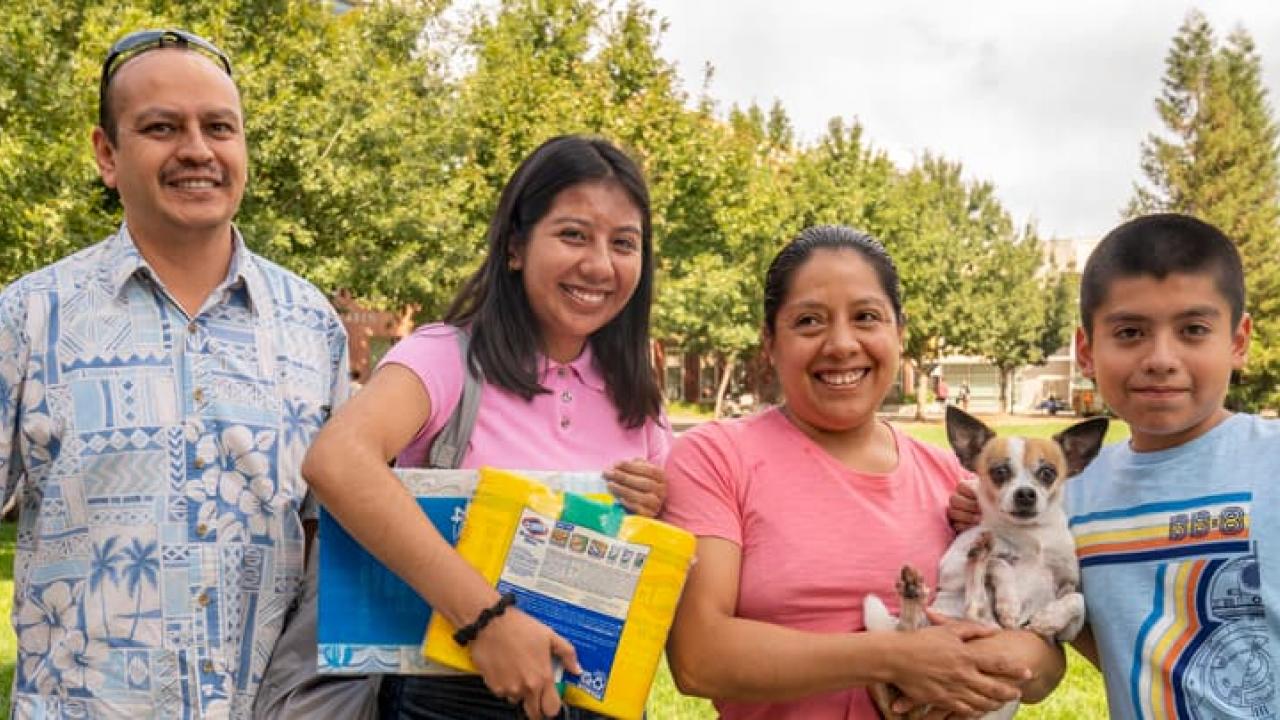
[
  {"xmin": 885, "ymin": 615, "xmax": 1029, "ymax": 716},
  {"xmin": 947, "ymin": 478, "xmax": 982, "ymax": 532}
]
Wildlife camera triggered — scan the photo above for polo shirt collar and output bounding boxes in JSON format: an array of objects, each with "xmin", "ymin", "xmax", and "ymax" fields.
[{"xmin": 540, "ymin": 342, "xmax": 606, "ymax": 392}]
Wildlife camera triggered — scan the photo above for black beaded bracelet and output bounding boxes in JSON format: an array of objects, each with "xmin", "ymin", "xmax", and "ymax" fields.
[{"xmin": 454, "ymin": 592, "xmax": 517, "ymax": 646}]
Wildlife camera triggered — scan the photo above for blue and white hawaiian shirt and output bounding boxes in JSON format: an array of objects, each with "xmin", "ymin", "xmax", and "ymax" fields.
[{"xmin": 0, "ymin": 225, "xmax": 349, "ymax": 718}]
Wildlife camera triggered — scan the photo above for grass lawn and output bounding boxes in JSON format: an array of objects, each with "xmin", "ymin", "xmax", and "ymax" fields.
[
  {"xmin": 0, "ymin": 416, "xmax": 1119, "ymax": 717},
  {"xmin": 642, "ymin": 414, "xmax": 1126, "ymax": 718},
  {"xmin": 2, "ymin": 518, "xmax": 14, "ymax": 717}
]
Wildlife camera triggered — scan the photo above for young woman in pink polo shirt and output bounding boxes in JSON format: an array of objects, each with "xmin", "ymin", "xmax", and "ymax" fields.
[
  {"xmin": 302, "ymin": 136, "xmax": 669, "ymax": 720},
  {"xmin": 662, "ymin": 226, "xmax": 1065, "ymax": 719}
]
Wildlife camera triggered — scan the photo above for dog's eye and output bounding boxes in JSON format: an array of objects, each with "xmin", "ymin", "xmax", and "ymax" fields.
[
  {"xmin": 1036, "ymin": 466, "xmax": 1058, "ymax": 485},
  {"xmin": 989, "ymin": 464, "xmax": 1011, "ymax": 485}
]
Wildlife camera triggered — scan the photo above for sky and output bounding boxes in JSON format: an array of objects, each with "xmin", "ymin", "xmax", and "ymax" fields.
[{"xmin": 642, "ymin": 1, "xmax": 1280, "ymax": 241}]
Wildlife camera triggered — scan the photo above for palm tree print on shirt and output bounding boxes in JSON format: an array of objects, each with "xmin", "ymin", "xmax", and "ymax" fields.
[
  {"xmin": 89, "ymin": 537, "xmax": 124, "ymax": 641},
  {"xmin": 120, "ymin": 538, "xmax": 160, "ymax": 643}
]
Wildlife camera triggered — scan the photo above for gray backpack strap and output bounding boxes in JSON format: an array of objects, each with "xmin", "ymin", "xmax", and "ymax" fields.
[{"xmin": 427, "ymin": 326, "xmax": 482, "ymax": 469}]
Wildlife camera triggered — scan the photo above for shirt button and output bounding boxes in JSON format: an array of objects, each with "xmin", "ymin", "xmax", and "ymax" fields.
[
  {"xmin": 194, "ymin": 457, "xmax": 206, "ymax": 469},
  {"xmin": 560, "ymin": 417, "xmax": 571, "ymax": 429},
  {"xmin": 196, "ymin": 522, "xmax": 209, "ymax": 536},
  {"xmin": 187, "ymin": 321, "xmax": 198, "ymax": 333},
  {"xmin": 561, "ymin": 390, "xmax": 573, "ymax": 403},
  {"xmin": 201, "ymin": 659, "xmax": 214, "ymax": 673},
  {"xmin": 194, "ymin": 388, "xmax": 206, "ymax": 404},
  {"xmin": 197, "ymin": 592, "xmax": 210, "ymax": 607},
  {"xmin": 557, "ymin": 368, "xmax": 566, "ymax": 378}
]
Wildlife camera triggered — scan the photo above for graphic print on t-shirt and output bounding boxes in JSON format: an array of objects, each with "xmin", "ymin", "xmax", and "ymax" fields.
[{"xmin": 1073, "ymin": 492, "xmax": 1275, "ymax": 719}]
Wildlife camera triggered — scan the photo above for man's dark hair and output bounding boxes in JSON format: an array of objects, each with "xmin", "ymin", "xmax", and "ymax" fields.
[
  {"xmin": 1080, "ymin": 213, "xmax": 1245, "ymax": 338},
  {"xmin": 99, "ymin": 29, "xmax": 233, "ymax": 144},
  {"xmin": 444, "ymin": 134, "xmax": 662, "ymax": 429}
]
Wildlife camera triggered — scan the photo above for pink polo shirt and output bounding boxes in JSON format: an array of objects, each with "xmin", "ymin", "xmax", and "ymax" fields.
[
  {"xmin": 662, "ymin": 407, "xmax": 965, "ymax": 720},
  {"xmin": 380, "ymin": 323, "xmax": 670, "ymax": 470}
]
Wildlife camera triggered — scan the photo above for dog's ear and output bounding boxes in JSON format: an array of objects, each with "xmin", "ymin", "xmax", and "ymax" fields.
[
  {"xmin": 946, "ymin": 405, "xmax": 995, "ymax": 472},
  {"xmin": 1053, "ymin": 417, "xmax": 1109, "ymax": 476}
]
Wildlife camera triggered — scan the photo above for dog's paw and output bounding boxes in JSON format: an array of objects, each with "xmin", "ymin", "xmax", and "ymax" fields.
[
  {"xmin": 964, "ymin": 596, "xmax": 990, "ymax": 622},
  {"xmin": 897, "ymin": 565, "xmax": 927, "ymax": 601},
  {"xmin": 968, "ymin": 530, "xmax": 994, "ymax": 561},
  {"xmin": 1024, "ymin": 591, "xmax": 1085, "ymax": 635},
  {"xmin": 1028, "ymin": 593, "xmax": 1086, "ymax": 641},
  {"xmin": 996, "ymin": 598, "xmax": 1021, "ymax": 628},
  {"xmin": 1057, "ymin": 612, "xmax": 1087, "ymax": 644}
]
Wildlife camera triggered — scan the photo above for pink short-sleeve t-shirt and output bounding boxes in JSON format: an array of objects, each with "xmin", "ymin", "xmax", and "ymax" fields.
[
  {"xmin": 379, "ymin": 323, "xmax": 671, "ymax": 469},
  {"xmin": 662, "ymin": 407, "xmax": 966, "ymax": 720}
]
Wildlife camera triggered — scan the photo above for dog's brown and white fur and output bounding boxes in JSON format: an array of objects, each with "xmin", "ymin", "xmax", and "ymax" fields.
[{"xmin": 863, "ymin": 406, "xmax": 1108, "ymax": 720}]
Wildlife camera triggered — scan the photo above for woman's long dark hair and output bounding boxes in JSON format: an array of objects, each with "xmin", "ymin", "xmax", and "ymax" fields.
[{"xmin": 444, "ymin": 135, "xmax": 663, "ymax": 429}]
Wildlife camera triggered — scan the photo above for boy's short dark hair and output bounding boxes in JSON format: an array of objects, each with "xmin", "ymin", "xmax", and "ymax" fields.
[{"xmin": 1080, "ymin": 213, "xmax": 1245, "ymax": 338}]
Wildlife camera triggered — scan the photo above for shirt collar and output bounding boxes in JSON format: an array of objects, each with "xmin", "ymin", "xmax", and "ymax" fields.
[
  {"xmin": 539, "ymin": 342, "xmax": 606, "ymax": 391},
  {"xmin": 103, "ymin": 222, "xmax": 271, "ymax": 316}
]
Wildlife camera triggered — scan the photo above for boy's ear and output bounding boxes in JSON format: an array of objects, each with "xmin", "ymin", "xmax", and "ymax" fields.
[
  {"xmin": 1054, "ymin": 417, "xmax": 1109, "ymax": 476},
  {"xmin": 1232, "ymin": 313, "xmax": 1252, "ymax": 370},
  {"xmin": 946, "ymin": 405, "xmax": 994, "ymax": 472},
  {"xmin": 1074, "ymin": 326, "xmax": 1095, "ymax": 379}
]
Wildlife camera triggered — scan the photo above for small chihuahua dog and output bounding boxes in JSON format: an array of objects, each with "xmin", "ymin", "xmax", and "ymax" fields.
[{"xmin": 864, "ymin": 406, "xmax": 1108, "ymax": 720}]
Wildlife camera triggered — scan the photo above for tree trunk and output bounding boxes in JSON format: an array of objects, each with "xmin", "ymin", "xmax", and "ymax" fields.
[
  {"xmin": 999, "ymin": 367, "xmax": 1010, "ymax": 414},
  {"xmin": 682, "ymin": 351, "xmax": 701, "ymax": 404},
  {"xmin": 714, "ymin": 355, "xmax": 737, "ymax": 418},
  {"xmin": 915, "ymin": 365, "xmax": 930, "ymax": 421}
]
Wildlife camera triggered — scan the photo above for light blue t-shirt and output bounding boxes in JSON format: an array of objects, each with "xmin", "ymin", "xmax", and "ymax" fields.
[{"xmin": 1066, "ymin": 413, "xmax": 1280, "ymax": 719}]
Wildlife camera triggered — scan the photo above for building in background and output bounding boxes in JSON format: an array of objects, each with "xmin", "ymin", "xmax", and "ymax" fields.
[{"xmin": 333, "ymin": 290, "xmax": 416, "ymax": 383}]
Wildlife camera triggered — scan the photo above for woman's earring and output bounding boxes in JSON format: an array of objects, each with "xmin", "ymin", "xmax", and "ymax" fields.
[{"xmin": 507, "ymin": 257, "xmax": 521, "ymax": 272}]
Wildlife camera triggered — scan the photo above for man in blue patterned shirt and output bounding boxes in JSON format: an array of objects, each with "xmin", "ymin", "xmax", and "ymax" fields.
[{"xmin": 0, "ymin": 29, "xmax": 349, "ymax": 717}]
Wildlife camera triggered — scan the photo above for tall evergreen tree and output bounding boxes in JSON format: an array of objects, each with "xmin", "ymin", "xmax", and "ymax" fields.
[{"xmin": 1129, "ymin": 11, "xmax": 1280, "ymax": 409}]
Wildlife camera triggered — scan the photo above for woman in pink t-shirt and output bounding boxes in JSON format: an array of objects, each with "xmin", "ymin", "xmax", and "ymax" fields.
[
  {"xmin": 302, "ymin": 136, "xmax": 668, "ymax": 720},
  {"xmin": 663, "ymin": 226, "xmax": 1066, "ymax": 719}
]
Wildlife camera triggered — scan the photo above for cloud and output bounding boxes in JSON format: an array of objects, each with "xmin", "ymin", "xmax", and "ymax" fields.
[{"xmin": 647, "ymin": 0, "xmax": 1280, "ymax": 239}]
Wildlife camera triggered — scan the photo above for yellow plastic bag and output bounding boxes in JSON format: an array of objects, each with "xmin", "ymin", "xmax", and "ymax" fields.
[{"xmin": 424, "ymin": 467, "xmax": 696, "ymax": 720}]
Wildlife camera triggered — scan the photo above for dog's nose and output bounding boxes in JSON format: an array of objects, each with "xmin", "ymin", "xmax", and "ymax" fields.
[{"xmin": 1014, "ymin": 488, "xmax": 1038, "ymax": 508}]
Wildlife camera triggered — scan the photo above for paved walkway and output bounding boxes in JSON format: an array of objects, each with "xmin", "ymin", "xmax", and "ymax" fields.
[{"xmin": 670, "ymin": 407, "xmax": 1085, "ymax": 433}]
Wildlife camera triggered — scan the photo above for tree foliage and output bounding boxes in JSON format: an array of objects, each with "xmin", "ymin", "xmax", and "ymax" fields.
[
  {"xmin": 881, "ymin": 155, "xmax": 1049, "ymax": 418},
  {"xmin": 975, "ymin": 229, "xmax": 1072, "ymax": 412},
  {"xmin": 1, "ymin": 0, "xmax": 1066, "ymax": 413},
  {"xmin": 1130, "ymin": 11, "xmax": 1280, "ymax": 409}
]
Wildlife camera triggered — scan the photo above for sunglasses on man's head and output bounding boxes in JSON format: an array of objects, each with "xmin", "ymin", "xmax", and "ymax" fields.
[{"xmin": 98, "ymin": 29, "xmax": 233, "ymax": 128}]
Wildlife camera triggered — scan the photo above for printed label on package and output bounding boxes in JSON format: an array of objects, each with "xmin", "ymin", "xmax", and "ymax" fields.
[
  {"xmin": 317, "ymin": 468, "xmax": 610, "ymax": 675},
  {"xmin": 496, "ymin": 508, "xmax": 649, "ymax": 700}
]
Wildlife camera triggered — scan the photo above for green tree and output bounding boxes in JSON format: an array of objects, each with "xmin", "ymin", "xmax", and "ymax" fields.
[
  {"xmin": 233, "ymin": 0, "xmax": 457, "ymax": 312},
  {"xmin": 653, "ymin": 102, "xmax": 797, "ymax": 414},
  {"xmin": 884, "ymin": 155, "xmax": 1018, "ymax": 419},
  {"xmin": 1, "ymin": 0, "xmax": 1058, "ymax": 419},
  {"xmin": 0, "ymin": 1, "xmax": 118, "ymax": 284},
  {"xmin": 1130, "ymin": 11, "xmax": 1280, "ymax": 409},
  {"xmin": 974, "ymin": 230, "xmax": 1072, "ymax": 411},
  {"xmin": 791, "ymin": 117, "xmax": 896, "ymax": 237},
  {"xmin": 0, "ymin": 0, "xmax": 458, "ymax": 315}
]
